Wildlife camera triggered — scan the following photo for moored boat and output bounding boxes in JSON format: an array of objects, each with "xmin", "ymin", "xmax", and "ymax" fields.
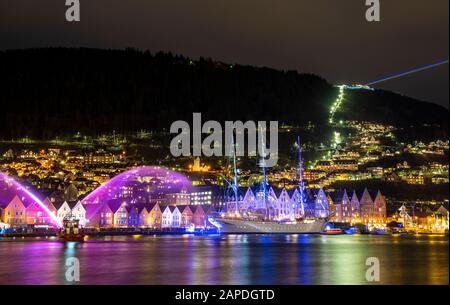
[
  {"xmin": 370, "ymin": 228, "xmax": 391, "ymax": 235},
  {"xmin": 58, "ymin": 215, "xmax": 85, "ymax": 242},
  {"xmin": 391, "ymin": 229, "xmax": 408, "ymax": 236},
  {"xmin": 322, "ymin": 228, "xmax": 344, "ymax": 235}
]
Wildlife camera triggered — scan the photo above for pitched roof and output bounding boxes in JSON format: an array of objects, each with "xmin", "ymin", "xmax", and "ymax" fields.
[
  {"xmin": 176, "ymin": 205, "xmax": 192, "ymax": 213},
  {"xmin": 286, "ymin": 188, "xmax": 298, "ymax": 198},
  {"xmin": 53, "ymin": 201, "xmax": 66, "ymax": 210},
  {"xmin": 191, "ymin": 205, "xmax": 204, "ymax": 213},
  {"xmin": 199, "ymin": 204, "xmax": 212, "ymax": 212},
  {"xmin": 145, "ymin": 202, "xmax": 159, "ymax": 212},
  {"xmin": 122, "ymin": 202, "xmax": 147, "ymax": 214},
  {"xmin": 107, "ymin": 200, "xmax": 126, "ymax": 213},
  {"xmin": 66, "ymin": 201, "xmax": 78, "ymax": 209},
  {"xmin": 330, "ymin": 189, "xmax": 347, "ymax": 203},
  {"xmin": 272, "ymin": 188, "xmax": 284, "ymax": 198},
  {"xmin": 159, "ymin": 205, "xmax": 169, "ymax": 213},
  {"xmin": 84, "ymin": 203, "xmax": 109, "ymax": 220},
  {"xmin": 168, "ymin": 206, "xmax": 180, "ymax": 213},
  {"xmin": 354, "ymin": 189, "xmax": 365, "ymax": 201},
  {"xmin": 125, "ymin": 205, "xmax": 139, "ymax": 214},
  {"xmin": 369, "ymin": 190, "xmax": 379, "ymax": 200},
  {"xmin": 43, "ymin": 197, "xmax": 57, "ymax": 210},
  {"xmin": 436, "ymin": 205, "xmax": 448, "ymax": 216}
]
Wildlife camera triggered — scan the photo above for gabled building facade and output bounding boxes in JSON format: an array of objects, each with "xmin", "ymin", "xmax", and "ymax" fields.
[
  {"xmin": 178, "ymin": 205, "xmax": 193, "ymax": 228},
  {"xmin": 0, "ymin": 196, "xmax": 27, "ymax": 226},
  {"xmin": 71, "ymin": 201, "xmax": 87, "ymax": 226},
  {"xmin": 146, "ymin": 203, "xmax": 162, "ymax": 228},
  {"xmin": 161, "ymin": 205, "xmax": 172, "ymax": 228},
  {"xmin": 25, "ymin": 197, "xmax": 58, "ymax": 226},
  {"xmin": 192, "ymin": 205, "xmax": 208, "ymax": 228}
]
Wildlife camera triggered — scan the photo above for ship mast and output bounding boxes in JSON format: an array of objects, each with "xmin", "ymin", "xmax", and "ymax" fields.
[
  {"xmin": 259, "ymin": 126, "xmax": 269, "ymax": 219},
  {"xmin": 222, "ymin": 133, "xmax": 240, "ymax": 216},
  {"xmin": 297, "ymin": 136, "xmax": 305, "ymax": 217},
  {"xmin": 232, "ymin": 133, "xmax": 239, "ymax": 216}
]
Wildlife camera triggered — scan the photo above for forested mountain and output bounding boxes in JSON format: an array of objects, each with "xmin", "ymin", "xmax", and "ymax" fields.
[{"xmin": 0, "ymin": 48, "xmax": 448, "ymax": 139}]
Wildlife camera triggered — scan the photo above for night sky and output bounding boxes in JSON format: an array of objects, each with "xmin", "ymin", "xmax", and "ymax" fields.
[{"xmin": 0, "ymin": 0, "xmax": 448, "ymax": 108}]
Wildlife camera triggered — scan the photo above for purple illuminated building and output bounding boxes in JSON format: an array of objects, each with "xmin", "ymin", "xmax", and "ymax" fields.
[
  {"xmin": 0, "ymin": 172, "xmax": 61, "ymax": 227},
  {"xmin": 81, "ymin": 166, "xmax": 193, "ymax": 206}
]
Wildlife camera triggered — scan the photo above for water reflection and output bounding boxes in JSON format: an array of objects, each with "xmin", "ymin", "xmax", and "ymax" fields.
[{"xmin": 0, "ymin": 235, "xmax": 447, "ymax": 285}]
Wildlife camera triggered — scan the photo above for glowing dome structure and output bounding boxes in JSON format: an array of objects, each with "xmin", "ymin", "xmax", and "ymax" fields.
[
  {"xmin": 81, "ymin": 166, "xmax": 192, "ymax": 205},
  {"xmin": 0, "ymin": 172, "xmax": 61, "ymax": 227}
]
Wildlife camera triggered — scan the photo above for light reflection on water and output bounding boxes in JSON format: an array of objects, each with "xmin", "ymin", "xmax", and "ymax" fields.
[{"xmin": 0, "ymin": 234, "xmax": 448, "ymax": 285}]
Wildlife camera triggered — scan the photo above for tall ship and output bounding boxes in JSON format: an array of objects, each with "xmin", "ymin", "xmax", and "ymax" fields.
[{"xmin": 212, "ymin": 136, "xmax": 327, "ymax": 233}]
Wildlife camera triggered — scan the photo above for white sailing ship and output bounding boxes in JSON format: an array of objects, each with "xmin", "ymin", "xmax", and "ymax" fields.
[{"xmin": 212, "ymin": 136, "xmax": 327, "ymax": 233}]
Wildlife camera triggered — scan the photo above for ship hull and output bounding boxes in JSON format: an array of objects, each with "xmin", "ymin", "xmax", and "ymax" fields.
[
  {"xmin": 58, "ymin": 233, "xmax": 85, "ymax": 242},
  {"xmin": 215, "ymin": 218, "xmax": 326, "ymax": 234}
]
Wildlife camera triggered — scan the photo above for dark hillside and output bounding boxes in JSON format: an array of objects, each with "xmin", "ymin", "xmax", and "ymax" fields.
[{"xmin": 0, "ymin": 48, "xmax": 447, "ymax": 139}]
